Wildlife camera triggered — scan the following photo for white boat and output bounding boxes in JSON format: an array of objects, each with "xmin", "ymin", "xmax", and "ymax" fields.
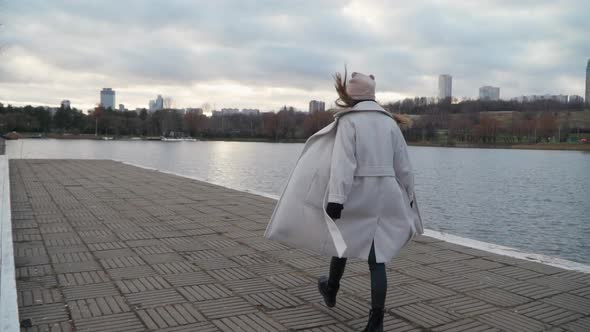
[
  {"xmin": 183, "ymin": 138, "xmax": 198, "ymax": 142},
  {"xmin": 101, "ymin": 137, "xmax": 114, "ymax": 140},
  {"xmin": 161, "ymin": 137, "xmax": 183, "ymax": 142}
]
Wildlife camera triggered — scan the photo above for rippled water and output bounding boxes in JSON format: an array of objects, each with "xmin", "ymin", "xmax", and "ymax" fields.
[{"xmin": 6, "ymin": 139, "xmax": 590, "ymax": 264}]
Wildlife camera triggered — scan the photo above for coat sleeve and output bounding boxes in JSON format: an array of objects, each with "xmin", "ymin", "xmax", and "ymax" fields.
[
  {"xmin": 392, "ymin": 126, "xmax": 415, "ymax": 204},
  {"xmin": 328, "ymin": 118, "xmax": 357, "ymax": 204}
]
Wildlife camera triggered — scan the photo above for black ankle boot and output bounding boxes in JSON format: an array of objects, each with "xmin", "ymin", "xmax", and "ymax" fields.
[
  {"xmin": 362, "ymin": 308, "xmax": 384, "ymax": 332},
  {"xmin": 318, "ymin": 276, "xmax": 339, "ymax": 307}
]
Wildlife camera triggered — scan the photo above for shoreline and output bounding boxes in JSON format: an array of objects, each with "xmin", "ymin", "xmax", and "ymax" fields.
[
  {"xmin": 120, "ymin": 159, "xmax": 590, "ymax": 273},
  {"xmin": 9, "ymin": 135, "xmax": 590, "ymax": 151}
]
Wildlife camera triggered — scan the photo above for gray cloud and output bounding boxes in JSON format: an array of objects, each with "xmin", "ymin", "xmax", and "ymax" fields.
[{"xmin": 1, "ymin": 0, "xmax": 589, "ymax": 110}]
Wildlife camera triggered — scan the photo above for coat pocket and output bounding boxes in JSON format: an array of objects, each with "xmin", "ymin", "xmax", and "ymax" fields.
[{"xmin": 303, "ymin": 169, "xmax": 328, "ymax": 210}]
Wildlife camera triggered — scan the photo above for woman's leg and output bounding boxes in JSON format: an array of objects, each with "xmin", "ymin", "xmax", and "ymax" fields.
[
  {"xmin": 319, "ymin": 256, "xmax": 347, "ymax": 307},
  {"xmin": 328, "ymin": 256, "xmax": 347, "ymax": 287},
  {"xmin": 362, "ymin": 242, "xmax": 386, "ymax": 331},
  {"xmin": 368, "ymin": 242, "xmax": 386, "ymax": 310}
]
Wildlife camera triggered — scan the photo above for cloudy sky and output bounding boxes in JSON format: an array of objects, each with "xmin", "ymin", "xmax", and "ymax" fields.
[{"xmin": 1, "ymin": 0, "xmax": 589, "ymax": 112}]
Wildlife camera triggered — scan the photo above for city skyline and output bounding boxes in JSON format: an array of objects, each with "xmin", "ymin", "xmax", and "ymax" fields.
[{"xmin": 1, "ymin": 1, "xmax": 589, "ymax": 111}]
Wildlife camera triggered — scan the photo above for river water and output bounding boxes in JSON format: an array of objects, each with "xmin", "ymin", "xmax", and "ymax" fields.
[{"xmin": 6, "ymin": 139, "xmax": 590, "ymax": 264}]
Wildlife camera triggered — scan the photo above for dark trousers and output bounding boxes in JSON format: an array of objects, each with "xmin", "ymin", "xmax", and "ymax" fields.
[{"xmin": 328, "ymin": 242, "xmax": 387, "ymax": 310}]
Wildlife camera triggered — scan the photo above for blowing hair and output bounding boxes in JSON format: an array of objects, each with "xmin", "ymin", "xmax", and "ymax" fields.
[{"xmin": 333, "ymin": 67, "xmax": 412, "ymax": 128}]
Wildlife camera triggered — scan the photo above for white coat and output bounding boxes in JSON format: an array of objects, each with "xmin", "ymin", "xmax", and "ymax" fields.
[{"xmin": 265, "ymin": 101, "xmax": 423, "ymax": 263}]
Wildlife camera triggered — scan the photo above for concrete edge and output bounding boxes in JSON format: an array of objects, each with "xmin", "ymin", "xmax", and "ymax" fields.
[
  {"xmin": 0, "ymin": 156, "xmax": 19, "ymax": 331},
  {"xmin": 118, "ymin": 160, "xmax": 590, "ymax": 274}
]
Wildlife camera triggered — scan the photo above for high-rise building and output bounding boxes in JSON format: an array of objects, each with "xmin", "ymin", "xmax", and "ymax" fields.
[
  {"xmin": 309, "ymin": 100, "xmax": 325, "ymax": 113},
  {"xmin": 100, "ymin": 88, "xmax": 116, "ymax": 109},
  {"xmin": 61, "ymin": 100, "xmax": 71, "ymax": 109},
  {"xmin": 241, "ymin": 108, "xmax": 260, "ymax": 116},
  {"xmin": 479, "ymin": 86, "xmax": 500, "ymax": 101},
  {"xmin": 586, "ymin": 59, "xmax": 590, "ymax": 105},
  {"xmin": 568, "ymin": 95, "xmax": 584, "ymax": 104},
  {"xmin": 148, "ymin": 95, "xmax": 165, "ymax": 112},
  {"xmin": 438, "ymin": 74, "xmax": 452, "ymax": 99},
  {"xmin": 221, "ymin": 108, "xmax": 240, "ymax": 115},
  {"xmin": 118, "ymin": 104, "xmax": 125, "ymax": 112}
]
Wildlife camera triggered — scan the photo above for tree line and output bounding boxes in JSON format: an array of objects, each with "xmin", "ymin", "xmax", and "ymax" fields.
[{"xmin": 1, "ymin": 101, "xmax": 588, "ymax": 143}]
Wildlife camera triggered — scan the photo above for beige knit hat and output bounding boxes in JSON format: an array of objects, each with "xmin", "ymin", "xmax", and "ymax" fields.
[{"xmin": 346, "ymin": 72, "xmax": 376, "ymax": 100}]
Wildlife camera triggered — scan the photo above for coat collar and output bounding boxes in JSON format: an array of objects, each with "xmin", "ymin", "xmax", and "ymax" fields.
[{"xmin": 334, "ymin": 101, "xmax": 392, "ymax": 118}]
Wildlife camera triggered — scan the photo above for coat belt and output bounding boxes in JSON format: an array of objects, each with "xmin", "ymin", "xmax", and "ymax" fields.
[{"xmin": 354, "ymin": 166, "xmax": 395, "ymax": 177}]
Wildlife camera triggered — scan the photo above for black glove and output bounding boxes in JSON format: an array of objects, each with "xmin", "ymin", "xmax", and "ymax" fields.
[{"xmin": 326, "ymin": 202, "xmax": 344, "ymax": 219}]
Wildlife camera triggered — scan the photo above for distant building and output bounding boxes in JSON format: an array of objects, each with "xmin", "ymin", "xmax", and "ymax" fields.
[
  {"xmin": 61, "ymin": 100, "xmax": 71, "ymax": 109},
  {"xmin": 568, "ymin": 95, "xmax": 584, "ymax": 104},
  {"xmin": 308, "ymin": 100, "xmax": 326, "ymax": 113},
  {"xmin": 100, "ymin": 88, "xmax": 116, "ymax": 109},
  {"xmin": 186, "ymin": 108, "xmax": 204, "ymax": 115},
  {"xmin": 511, "ymin": 94, "xmax": 568, "ymax": 103},
  {"xmin": 438, "ymin": 74, "xmax": 452, "ymax": 99},
  {"xmin": 241, "ymin": 108, "xmax": 260, "ymax": 116},
  {"xmin": 211, "ymin": 110, "xmax": 222, "ymax": 117},
  {"xmin": 118, "ymin": 104, "xmax": 125, "ymax": 112},
  {"xmin": 221, "ymin": 108, "xmax": 240, "ymax": 115},
  {"xmin": 149, "ymin": 95, "xmax": 164, "ymax": 112},
  {"xmin": 479, "ymin": 86, "xmax": 500, "ymax": 101},
  {"xmin": 586, "ymin": 59, "xmax": 590, "ymax": 105}
]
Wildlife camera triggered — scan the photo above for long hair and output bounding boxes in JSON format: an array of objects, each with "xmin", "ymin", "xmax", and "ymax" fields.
[{"xmin": 333, "ymin": 67, "xmax": 412, "ymax": 128}]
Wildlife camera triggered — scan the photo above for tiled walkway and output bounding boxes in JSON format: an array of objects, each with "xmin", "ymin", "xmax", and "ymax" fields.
[{"xmin": 10, "ymin": 159, "xmax": 590, "ymax": 331}]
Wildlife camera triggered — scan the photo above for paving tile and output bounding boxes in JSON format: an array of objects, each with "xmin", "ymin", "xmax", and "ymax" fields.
[
  {"xmin": 153, "ymin": 262, "xmax": 201, "ymax": 274},
  {"xmin": 116, "ymin": 276, "xmax": 172, "ymax": 293},
  {"xmin": 431, "ymin": 318, "xmax": 500, "ymax": 332},
  {"xmin": 17, "ymin": 275, "xmax": 59, "ymax": 290},
  {"xmin": 127, "ymin": 288, "xmax": 186, "ymax": 308},
  {"xmin": 92, "ymin": 248, "xmax": 136, "ymax": 259},
  {"xmin": 100, "ymin": 256, "xmax": 146, "ymax": 269},
  {"xmin": 563, "ymin": 317, "xmax": 590, "ymax": 332},
  {"xmin": 19, "ymin": 321, "xmax": 73, "ymax": 332},
  {"xmin": 57, "ymin": 271, "xmax": 111, "ymax": 286},
  {"xmin": 244, "ymin": 290, "xmax": 305, "ymax": 310},
  {"xmin": 164, "ymin": 271, "xmax": 216, "ymax": 286},
  {"xmin": 14, "ymin": 255, "xmax": 52, "ymax": 267},
  {"xmin": 391, "ymin": 303, "xmax": 459, "ymax": 328},
  {"xmin": 476, "ymin": 310, "xmax": 549, "ymax": 332},
  {"xmin": 62, "ymin": 282, "xmax": 120, "ymax": 301},
  {"xmin": 528, "ymin": 275, "xmax": 586, "ymax": 292},
  {"xmin": 196, "ymin": 297, "xmax": 258, "ymax": 319},
  {"xmin": 398, "ymin": 281, "xmax": 456, "ymax": 300},
  {"xmin": 74, "ymin": 312, "xmax": 145, "ymax": 332},
  {"xmin": 212, "ymin": 312, "xmax": 287, "ymax": 332},
  {"xmin": 18, "ymin": 288, "xmax": 63, "ymax": 307},
  {"xmin": 225, "ymin": 278, "xmax": 279, "ymax": 295},
  {"xmin": 132, "ymin": 245, "xmax": 174, "ymax": 255},
  {"xmin": 67, "ymin": 296, "xmax": 130, "ymax": 319},
  {"xmin": 269, "ymin": 305, "xmax": 337, "ymax": 330},
  {"xmin": 87, "ymin": 241, "xmax": 128, "ymax": 251},
  {"xmin": 206, "ymin": 267, "xmax": 256, "ymax": 281},
  {"xmin": 499, "ymin": 281, "xmax": 561, "ymax": 299},
  {"xmin": 541, "ymin": 293, "xmax": 590, "ymax": 314},
  {"xmin": 467, "ymin": 287, "xmax": 531, "ymax": 307},
  {"xmin": 19, "ymin": 303, "xmax": 69, "ymax": 325},
  {"xmin": 265, "ymin": 273, "xmax": 315, "ymax": 289},
  {"xmin": 349, "ymin": 314, "xmax": 421, "ymax": 332},
  {"xmin": 107, "ymin": 265, "xmax": 158, "ymax": 280},
  {"xmin": 514, "ymin": 301, "xmax": 583, "ymax": 325},
  {"xmin": 136, "ymin": 303, "xmax": 206, "ymax": 329},
  {"xmin": 430, "ymin": 294, "xmax": 498, "ymax": 317},
  {"xmin": 178, "ymin": 284, "xmax": 233, "ymax": 302}
]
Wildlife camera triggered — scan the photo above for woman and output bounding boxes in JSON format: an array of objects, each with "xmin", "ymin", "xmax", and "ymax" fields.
[{"xmin": 265, "ymin": 69, "xmax": 423, "ymax": 332}]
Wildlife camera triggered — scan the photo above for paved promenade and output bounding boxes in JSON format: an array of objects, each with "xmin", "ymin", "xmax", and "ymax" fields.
[{"xmin": 10, "ymin": 159, "xmax": 590, "ymax": 331}]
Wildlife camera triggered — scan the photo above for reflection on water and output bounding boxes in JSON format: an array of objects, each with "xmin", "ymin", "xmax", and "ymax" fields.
[{"xmin": 6, "ymin": 139, "xmax": 590, "ymax": 264}]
